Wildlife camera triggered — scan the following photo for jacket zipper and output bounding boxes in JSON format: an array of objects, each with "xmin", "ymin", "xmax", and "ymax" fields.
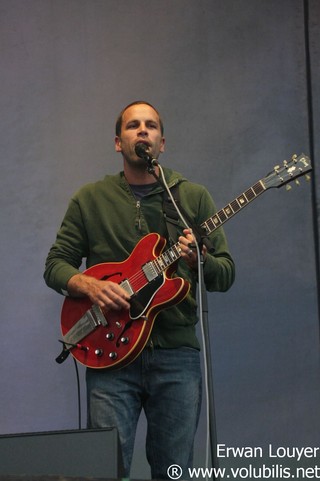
[{"xmin": 136, "ymin": 200, "xmax": 142, "ymax": 231}]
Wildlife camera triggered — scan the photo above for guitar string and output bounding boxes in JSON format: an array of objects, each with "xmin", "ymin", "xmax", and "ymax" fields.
[{"xmin": 125, "ymin": 186, "xmax": 262, "ymax": 292}]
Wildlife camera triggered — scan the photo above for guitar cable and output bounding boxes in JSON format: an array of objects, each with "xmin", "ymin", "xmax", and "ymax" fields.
[{"xmin": 73, "ymin": 357, "xmax": 82, "ymax": 430}]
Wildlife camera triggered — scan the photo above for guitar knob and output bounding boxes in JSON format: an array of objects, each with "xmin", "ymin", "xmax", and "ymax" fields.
[
  {"xmin": 109, "ymin": 352, "xmax": 117, "ymax": 360},
  {"xmin": 106, "ymin": 332, "xmax": 115, "ymax": 340},
  {"xmin": 120, "ymin": 337, "xmax": 129, "ymax": 345},
  {"xmin": 95, "ymin": 349, "xmax": 103, "ymax": 357}
]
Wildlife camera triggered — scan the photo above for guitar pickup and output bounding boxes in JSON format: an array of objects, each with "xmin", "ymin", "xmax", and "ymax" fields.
[
  {"xmin": 120, "ymin": 278, "xmax": 135, "ymax": 297},
  {"xmin": 142, "ymin": 262, "xmax": 159, "ymax": 282}
]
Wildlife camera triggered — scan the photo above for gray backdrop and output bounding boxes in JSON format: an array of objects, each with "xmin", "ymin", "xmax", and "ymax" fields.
[{"xmin": 1, "ymin": 0, "xmax": 319, "ymax": 478}]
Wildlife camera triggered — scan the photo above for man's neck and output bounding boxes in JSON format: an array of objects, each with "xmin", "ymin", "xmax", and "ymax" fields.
[{"xmin": 123, "ymin": 164, "xmax": 160, "ymax": 185}]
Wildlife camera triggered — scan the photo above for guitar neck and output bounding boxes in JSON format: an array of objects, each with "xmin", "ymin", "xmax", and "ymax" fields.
[
  {"xmin": 149, "ymin": 242, "xmax": 182, "ymax": 277},
  {"xmin": 145, "ymin": 152, "xmax": 311, "ymax": 278},
  {"xmin": 201, "ymin": 180, "xmax": 266, "ymax": 235},
  {"xmin": 149, "ymin": 180, "xmax": 266, "ymax": 277}
]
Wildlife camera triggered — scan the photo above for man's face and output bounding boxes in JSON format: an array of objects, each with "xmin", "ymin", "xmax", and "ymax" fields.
[{"xmin": 115, "ymin": 104, "xmax": 165, "ymax": 166}]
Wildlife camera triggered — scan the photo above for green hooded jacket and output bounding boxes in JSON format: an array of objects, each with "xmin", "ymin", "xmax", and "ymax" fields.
[{"xmin": 44, "ymin": 167, "xmax": 235, "ymax": 349}]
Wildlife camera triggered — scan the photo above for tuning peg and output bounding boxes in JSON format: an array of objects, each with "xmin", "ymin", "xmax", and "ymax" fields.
[
  {"xmin": 286, "ymin": 184, "xmax": 292, "ymax": 191},
  {"xmin": 291, "ymin": 154, "xmax": 298, "ymax": 161},
  {"xmin": 305, "ymin": 174, "xmax": 311, "ymax": 182},
  {"xmin": 295, "ymin": 179, "xmax": 300, "ymax": 186}
]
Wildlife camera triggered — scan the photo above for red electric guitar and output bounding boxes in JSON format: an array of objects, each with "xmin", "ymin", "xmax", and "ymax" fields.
[{"xmin": 58, "ymin": 153, "xmax": 311, "ymax": 369}]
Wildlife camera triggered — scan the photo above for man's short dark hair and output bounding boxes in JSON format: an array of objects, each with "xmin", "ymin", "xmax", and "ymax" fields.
[{"xmin": 115, "ymin": 101, "xmax": 164, "ymax": 137}]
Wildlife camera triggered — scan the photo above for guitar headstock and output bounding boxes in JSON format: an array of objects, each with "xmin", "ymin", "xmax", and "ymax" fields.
[{"xmin": 262, "ymin": 153, "xmax": 312, "ymax": 190}]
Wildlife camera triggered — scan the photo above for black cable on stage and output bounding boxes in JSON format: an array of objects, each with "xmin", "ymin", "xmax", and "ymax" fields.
[{"xmin": 72, "ymin": 357, "xmax": 82, "ymax": 430}]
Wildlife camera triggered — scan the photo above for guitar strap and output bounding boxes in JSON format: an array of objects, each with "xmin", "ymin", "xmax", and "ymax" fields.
[
  {"xmin": 162, "ymin": 184, "xmax": 182, "ymax": 245},
  {"xmin": 162, "ymin": 183, "xmax": 215, "ymax": 253}
]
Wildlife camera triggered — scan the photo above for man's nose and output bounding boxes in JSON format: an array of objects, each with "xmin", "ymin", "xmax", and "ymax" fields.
[{"xmin": 137, "ymin": 123, "xmax": 148, "ymax": 136}]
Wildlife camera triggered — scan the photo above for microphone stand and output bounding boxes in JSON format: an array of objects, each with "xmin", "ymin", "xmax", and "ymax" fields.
[
  {"xmin": 145, "ymin": 158, "xmax": 221, "ymax": 480},
  {"xmin": 198, "ymin": 253, "xmax": 220, "ymax": 481}
]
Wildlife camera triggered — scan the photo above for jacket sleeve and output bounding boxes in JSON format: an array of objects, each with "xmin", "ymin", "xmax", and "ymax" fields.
[
  {"xmin": 202, "ymin": 232, "xmax": 235, "ymax": 292},
  {"xmin": 43, "ymin": 197, "xmax": 89, "ymax": 295}
]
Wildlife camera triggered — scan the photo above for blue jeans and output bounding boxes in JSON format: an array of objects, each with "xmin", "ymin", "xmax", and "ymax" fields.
[{"xmin": 86, "ymin": 346, "xmax": 202, "ymax": 479}]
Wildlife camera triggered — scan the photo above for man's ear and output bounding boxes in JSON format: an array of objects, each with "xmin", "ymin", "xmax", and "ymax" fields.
[
  {"xmin": 115, "ymin": 136, "xmax": 122, "ymax": 152},
  {"xmin": 159, "ymin": 137, "xmax": 165, "ymax": 153}
]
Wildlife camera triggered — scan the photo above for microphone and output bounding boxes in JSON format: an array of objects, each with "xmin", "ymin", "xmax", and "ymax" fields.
[{"xmin": 135, "ymin": 142, "xmax": 158, "ymax": 168}]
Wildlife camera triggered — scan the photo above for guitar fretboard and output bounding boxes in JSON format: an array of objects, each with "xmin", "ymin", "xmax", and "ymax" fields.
[
  {"xmin": 201, "ymin": 180, "xmax": 266, "ymax": 235},
  {"xmin": 146, "ymin": 180, "xmax": 267, "ymax": 277},
  {"xmin": 149, "ymin": 243, "xmax": 181, "ymax": 278},
  {"xmin": 140, "ymin": 153, "xmax": 312, "ymax": 283}
]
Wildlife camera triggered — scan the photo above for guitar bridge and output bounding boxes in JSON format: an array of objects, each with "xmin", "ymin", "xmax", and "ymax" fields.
[{"xmin": 91, "ymin": 304, "xmax": 108, "ymax": 326}]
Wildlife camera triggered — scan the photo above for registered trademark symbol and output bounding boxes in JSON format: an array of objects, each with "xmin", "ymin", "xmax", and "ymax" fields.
[{"xmin": 167, "ymin": 464, "xmax": 183, "ymax": 480}]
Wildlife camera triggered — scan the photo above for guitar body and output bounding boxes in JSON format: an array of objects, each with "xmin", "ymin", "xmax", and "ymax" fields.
[{"xmin": 61, "ymin": 233, "xmax": 190, "ymax": 369}]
